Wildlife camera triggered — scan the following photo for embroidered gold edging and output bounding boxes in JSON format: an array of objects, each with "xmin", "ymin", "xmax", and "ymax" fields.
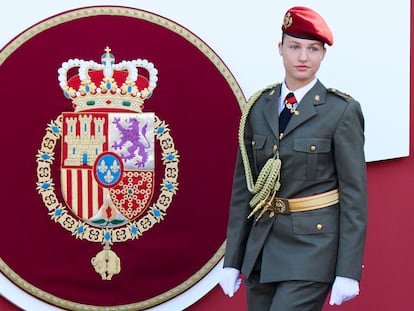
[
  {"xmin": 0, "ymin": 6, "xmax": 246, "ymax": 110},
  {"xmin": 0, "ymin": 242, "xmax": 225, "ymax": 310},
  {"xmin": 0, "ymin": 6, "xmax": 239, "ymax": 310}
]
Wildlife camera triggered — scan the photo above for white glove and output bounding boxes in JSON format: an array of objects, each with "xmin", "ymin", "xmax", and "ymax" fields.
[
  {"xmin": 329, "ymin": 276, "xmax": 360, "ymax": 305},
  {"xmin": 219, "ymin": 267, "xmax": 242, "ymax": 297}
]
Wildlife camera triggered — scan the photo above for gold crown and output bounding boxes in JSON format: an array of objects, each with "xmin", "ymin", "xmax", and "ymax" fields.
[{"xmin": 58, "ymin": 47, "xmax": 158, "ymax": 112}]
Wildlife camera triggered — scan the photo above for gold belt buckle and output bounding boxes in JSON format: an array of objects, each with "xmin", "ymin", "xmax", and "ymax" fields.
[{"xmin": 270, "ymin": 197, "xmax": 290, "ymax": 215}]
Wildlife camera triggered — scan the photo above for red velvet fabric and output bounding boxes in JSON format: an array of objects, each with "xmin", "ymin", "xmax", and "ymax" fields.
[{"xmin": 0, "ymin": 7, "xmax": 240, "ymax": 308}]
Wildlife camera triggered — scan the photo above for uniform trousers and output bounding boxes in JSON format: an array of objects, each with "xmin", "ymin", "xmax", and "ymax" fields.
[{"xmin": 244, "ymin": 254, "xmax": 332, "ymax": 311}]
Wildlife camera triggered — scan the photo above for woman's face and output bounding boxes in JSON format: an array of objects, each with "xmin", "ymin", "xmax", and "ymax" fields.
[{"xmin": 278, "ymin": 34, "xmax": 326, "ymax": 90}]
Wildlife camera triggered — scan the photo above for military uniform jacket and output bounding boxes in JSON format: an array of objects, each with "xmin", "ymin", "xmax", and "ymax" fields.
[{"xmin": 224, "ymin": 80, "xmax": 367, "ymax": 283}]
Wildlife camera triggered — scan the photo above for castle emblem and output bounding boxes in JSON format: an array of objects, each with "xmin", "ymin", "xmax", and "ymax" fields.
[{"xmin": 36, "ymin": 48, "xmax": 179, "ymax": 280}]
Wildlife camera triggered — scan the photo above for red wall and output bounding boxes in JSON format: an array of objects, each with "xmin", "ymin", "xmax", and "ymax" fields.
[{"xmin": 1, "ymin": 2, "xmax": 413, "ymax": 310}]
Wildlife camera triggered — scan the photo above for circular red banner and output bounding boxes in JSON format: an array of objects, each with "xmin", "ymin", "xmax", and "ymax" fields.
[{"xmin": 0, "ymin": 6, "xmax": 243, "ymax": 310}]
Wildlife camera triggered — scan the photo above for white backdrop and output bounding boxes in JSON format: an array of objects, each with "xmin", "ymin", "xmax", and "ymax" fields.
[
  {"xmin": 0, "ymin": 1, "xmax": 410, "ymax": 310},
  {"xmin": 0, "ymin": 1, "xmax": 409, "ymax": 162}
]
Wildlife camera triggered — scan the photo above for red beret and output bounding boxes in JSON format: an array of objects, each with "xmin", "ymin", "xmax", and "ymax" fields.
[{"xmin": 282, "ymin": 6, "xmax": 334, "ymax": 46}]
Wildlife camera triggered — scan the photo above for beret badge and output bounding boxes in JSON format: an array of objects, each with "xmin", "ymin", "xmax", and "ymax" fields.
[{"xmin": 283, "ymin": 12, "xmax": 293, "ymax": 28}]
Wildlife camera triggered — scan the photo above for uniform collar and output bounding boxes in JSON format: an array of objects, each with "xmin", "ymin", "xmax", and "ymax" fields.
[{"xmin": 280, "ymin": 78, "xmax": 318, "ymax": 111}]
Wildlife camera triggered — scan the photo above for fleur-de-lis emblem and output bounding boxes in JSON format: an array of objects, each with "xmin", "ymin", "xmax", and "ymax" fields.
[
  {"xmin": 110, "ymin": 160, "xmax": 120, "ymax": 173},
  {"xmin": 98, "ymin": 160, "xmax": 108, "ymax": 173},
  {"xmin": 104, "ymin": 169, "xmax": 114, "ymax": 183}
]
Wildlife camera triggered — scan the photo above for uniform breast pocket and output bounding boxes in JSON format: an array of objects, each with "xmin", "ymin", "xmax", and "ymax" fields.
[
  {"xmin": 293, "ymin": 137, "xmax": 332, "ymax": 180},
  {"xmin": 252, "ymin": 134, "xmax": 272, "ymax": 169}
]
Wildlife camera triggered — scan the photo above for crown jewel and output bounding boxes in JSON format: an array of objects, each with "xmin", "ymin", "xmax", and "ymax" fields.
[{"xmin": 58, "ymin": 47, "xmax": 158, "ymax": 112}]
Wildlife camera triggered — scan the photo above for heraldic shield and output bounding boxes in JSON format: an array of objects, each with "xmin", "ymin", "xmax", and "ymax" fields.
[
  {"xmin": 61, "ymin": 111, "xmax": 155, "ymax": 226},
  {"xmin": 36, "ymin": 47, "xmax": 179, "ymax": 280}
]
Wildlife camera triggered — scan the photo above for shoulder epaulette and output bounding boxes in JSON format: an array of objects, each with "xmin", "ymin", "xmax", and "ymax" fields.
[{"xmin": 327, "ymin": 88, "xmax": 353, "ymax": 100}]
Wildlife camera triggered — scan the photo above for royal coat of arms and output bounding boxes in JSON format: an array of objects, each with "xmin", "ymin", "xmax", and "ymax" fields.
[{"xmin": 36, "ymin": 47, "xmax": 179, "ymax": 280}]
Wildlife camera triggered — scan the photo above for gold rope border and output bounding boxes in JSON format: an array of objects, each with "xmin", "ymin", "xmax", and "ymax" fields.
[
  {"xmin": 0, "ymin": 242, "xmax": 225, "ymax": 311},
  {"xmin": 0, "ymin": 5, "xmax": 244, "ymax": 310}
]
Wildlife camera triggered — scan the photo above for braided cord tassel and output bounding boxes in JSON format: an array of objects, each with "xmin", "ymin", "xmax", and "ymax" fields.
[
  {"xmin": 249, "ymin": 157, "xmax": 281, "ymax": 207},
  {"xmin": 238, "ymin": 84, "xmax": 283, "ymax": 219},
  {"xmin": 247, "ymin": 158, "xmax": 281, "ymax": 220},
  {"xmin": 238, "ymin": 84, "xmax": 279, "ymax": 193}
]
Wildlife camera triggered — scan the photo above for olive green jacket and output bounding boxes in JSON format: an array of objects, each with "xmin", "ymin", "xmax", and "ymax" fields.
[{"xmin": 224, "ymin": 80, "xmax": 367, "ymax": 283}]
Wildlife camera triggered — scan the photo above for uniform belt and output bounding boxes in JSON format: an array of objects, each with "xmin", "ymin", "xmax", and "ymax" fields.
[{"xmin": 271, "ymin": 189, "xmax": 339, "ymax": 215}]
